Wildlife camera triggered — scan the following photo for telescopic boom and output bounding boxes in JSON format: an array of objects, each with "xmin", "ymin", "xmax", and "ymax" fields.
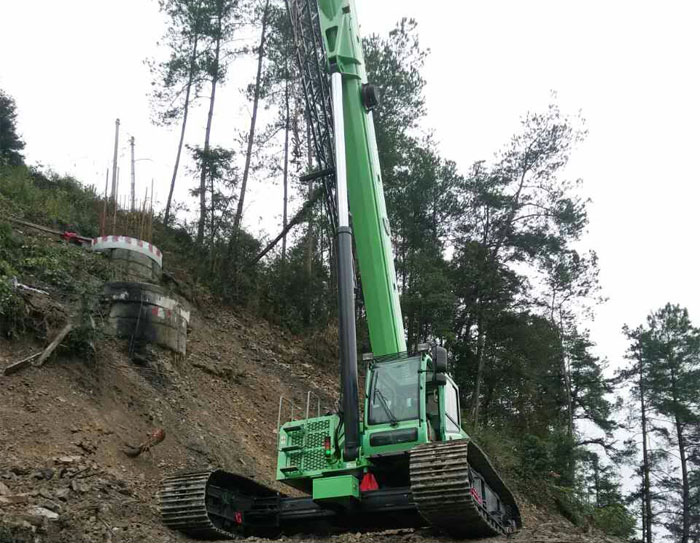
[{"xmin": 318, "ymin": 0, "xmax": 406, "ymax": 358}]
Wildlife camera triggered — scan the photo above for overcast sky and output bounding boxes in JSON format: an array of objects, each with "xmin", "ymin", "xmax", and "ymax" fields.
[{"xmin": 1, "ymin": 0, "xmax": 700, "ymax": 374}]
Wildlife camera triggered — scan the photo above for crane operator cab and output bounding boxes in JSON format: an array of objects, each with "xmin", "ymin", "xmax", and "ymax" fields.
[
  {"xmin": 362, "ymin": 344, "xmax": 465, "ymax": 461},
  {"xmin": 275, "ymin": 343, "xmax": 467, "ymax": 493}
]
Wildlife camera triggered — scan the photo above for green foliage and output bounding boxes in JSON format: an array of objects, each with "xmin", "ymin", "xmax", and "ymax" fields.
[
  {"xmin": 0, "ymin": 167, "xmax": 109, "ymax": 338},
  {"xmin": 550, "ymin": 486, "xmax": 635, "ymax": 538},
  {"xmin": 0, "ymin": 165, "xmax": 101, "ymax": 236},
  {"xmin": 518, "ymin": 430, "xmax": 575, "ymax": 481},
  {"xmin": 66, "ymin": 285, "xmax": 101, "ymax": 360},
  {"xmin": 256, "ymin": 233, "xmax": 331, "ymax": 333},
  {"xmin": 0, "ymin": 221, "xmax": 25, "ymax": 335},
  {"xmin": 467, "ymin": 423, "xmax": 632, "ymax": 538},
  {"xmin": 463, "ymin": 424, "xmax": 520, "ymax": 482},
  {"xmin": 0, "ymin": 89, "xmax": 25, "ymax": 167},
  {"xmin": 642, "ymin": 304, "xmax": 700, "ymax": 425},
  {"xmin": 365, "ymin": 22, "xmax": 457, "ymax": 353},
  {"xmin": 149, "ymin": 0, "xmax": 239, "ymax": 125},
  {"xmin": 1, "ymin": 231, "xmax": 109, "ymax": 291},
  {"xmin": 591, "ymin": 504, "xmax": 636, "ymax": 538},
  {"xmin": 0, "ymin": 278, "xmax": 25, "ymax": 337}
]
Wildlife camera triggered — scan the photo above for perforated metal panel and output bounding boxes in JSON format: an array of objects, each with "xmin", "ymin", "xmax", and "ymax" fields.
[
  {"xmin": 282, "ymin": 418, "xmax": 331, "ymax": 474},
  {"xmin": 302, "ymin": 419, "xmax": 330, "ymax": 471}
]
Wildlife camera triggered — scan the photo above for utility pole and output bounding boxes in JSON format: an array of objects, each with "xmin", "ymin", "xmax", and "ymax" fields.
[
  {"xmin": 101, "ymin": 168, "xmax": 109, "ymax": 236},
  {"xmin": 111, "ymin": 118, "xmax": 120, "ymax": 202},
  {"xmin": 130, "ymin": 136, "xmax": 136, "ymax": 212}
]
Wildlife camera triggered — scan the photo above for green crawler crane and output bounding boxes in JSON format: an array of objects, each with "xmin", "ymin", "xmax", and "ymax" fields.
[{"xmin": 157, "ymin": 0, "xmax": 521, "ymax": 538}]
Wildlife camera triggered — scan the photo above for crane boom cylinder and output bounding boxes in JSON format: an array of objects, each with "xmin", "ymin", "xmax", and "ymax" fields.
[
  {"xmin": 332, "ymin": 72, "xmax": 350, "ymax": 229},
  {"xmin": 332, "ymin": 70, "xmax": 360, "ymax": 461}
]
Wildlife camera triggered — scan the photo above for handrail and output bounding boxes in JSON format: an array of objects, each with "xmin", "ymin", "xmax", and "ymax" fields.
[
  {"xmin": 277, "ymin": 396, "xmax": 300, "ymax": 448},
  {"xmin": 305, "ymin": 390, "xmax": 322, "ymax": 420}
]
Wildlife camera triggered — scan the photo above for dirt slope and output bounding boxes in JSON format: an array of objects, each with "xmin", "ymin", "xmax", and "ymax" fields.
[{"xmin": 0, "ymin": 294, "xmax": 339, "ymax": 542}]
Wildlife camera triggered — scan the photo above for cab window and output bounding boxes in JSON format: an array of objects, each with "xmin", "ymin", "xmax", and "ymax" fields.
[
  {"xmin": 368, "ymin": 358, "xmax": 420, "ymax": 425},
  {"xmin": 444, "ymin": 381, "xmax": 461, "ymax": 433}
]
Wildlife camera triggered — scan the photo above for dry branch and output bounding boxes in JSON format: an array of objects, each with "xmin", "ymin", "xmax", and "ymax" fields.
[{"xmin": 34, "ymin": 323, "xmax": 74, "ymax": 368}]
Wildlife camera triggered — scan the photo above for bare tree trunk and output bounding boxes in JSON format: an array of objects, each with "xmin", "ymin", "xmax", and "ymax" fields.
[
  {"xmin": 210, "ymin": 156, "xmax": 216, "ymax": 245},
  {"xmin": 559, "ymin": 314, "xmax": 574, "ymax": 437},
  {"xmin": 196, "ymin": 9, "xmax": 222, "ymax": 245},
  {"xmin": 231, "ymin": 0, "xmax": 270, "ymax": 249},
  {"xmin": 304, "ymin": 111, "xmax": 314, "ymax": 279},
  {"xmin": 282, "ymin": 73, "xmax": 290, "ymax": 261},
  {"xmin": 671, "ymin": 367, "xmax": 691, "ymax": 543},
  {"xmin": 592, "ymin": 455, "xmax": 600, "ymax": 507},
  {"xmin": 471, "ymin": 309, "xmax": 486, "ymax": 425},
  {"xmin": 164, "ymin": 34, "xmax": 199, "ymax": 227},
  {"xmin": 639, "ymin": 349, "xmax": 653, "ymax": 543},
  {"xmin": 675, "ymin": 413, "xmax": 690, "ymax": 543}
]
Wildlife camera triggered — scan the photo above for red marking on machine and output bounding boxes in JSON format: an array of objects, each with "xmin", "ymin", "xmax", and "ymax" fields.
[
  {"xmin": 470, "ymin": 487, "xmax": 483, "ymax": 504},
  {"xmin": 360, "ymin": 472, "xmax": 379, "ymax": 492}
]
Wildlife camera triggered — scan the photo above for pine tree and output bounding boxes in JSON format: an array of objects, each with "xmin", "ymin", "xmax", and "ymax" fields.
[
  {"xmin": 193, "ymin": 0, "xmax": 241, "ymax": 245},
  {"xmin": 451, "ymin": 103, "xmax": 588, "ymax": 426},
  {"xmin": 0, "ymin": 89, "xmax": 25, "ymax": 166},
  {"xmin": 230, "ymin": 0, "xmax": 271, "ymax": 251},
  {"xmin": 149, "ymin": 0, "xmax": 209, "ymax": 226},
  {"xmin": 622, "ymin": 305, "xmax": 700, "ymax": 543},
  {"xmin": 643, "ymin": 304, "xmax": 700, "ymax": 543},
  {"xmin": 621, "ymin": 325, "xmax": 656, "ymax": 543}
]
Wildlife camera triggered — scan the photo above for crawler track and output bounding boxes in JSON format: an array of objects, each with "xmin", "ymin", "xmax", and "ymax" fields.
[
  {"xmin": 158, "ymin": 470, "xmax": 281, "ymax": 539},
  {"xmin": 158, "ymin": 471, "xmax": 229, "ymax": 539},
  {"xmin": 410, "ymin": 440, "xmax": 518, "ymax": 537}
]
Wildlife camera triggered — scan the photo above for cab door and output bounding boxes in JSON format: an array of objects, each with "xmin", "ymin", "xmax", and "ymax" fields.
[{"xmin": 440, "ymin": 377, "xmax": 463, "ymax": 440}]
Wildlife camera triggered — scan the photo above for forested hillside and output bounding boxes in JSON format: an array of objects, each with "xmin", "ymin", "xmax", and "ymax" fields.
[{"xmin": 1, "ymin": 1, "xmax": 699, "ymax": 542}]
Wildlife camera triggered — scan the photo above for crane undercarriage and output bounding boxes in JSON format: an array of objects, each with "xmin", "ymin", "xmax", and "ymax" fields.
[{"xmin": 158, "ymin": 440, "xmax": 519, "ymax": 539}]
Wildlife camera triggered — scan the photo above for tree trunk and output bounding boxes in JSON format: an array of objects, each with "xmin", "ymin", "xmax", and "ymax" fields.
[
  {"xmin": 595, "ymin": 456, "xmax": 604, "ymax": 507},
  {"xmin": 303, "ymin": 112, "xmax": 314, "ymax": 325},
  {"xmin": 196, "ymin": 11, "xmax": 222, "ymax": 246},
  {"xmin": 471, "ymin": 309, "xmax": 486, "ymax": 425},
  {"xmin": 282, "ymin": 72, "xmax": 290, "ymax": 261},
  {"xmin": 676, "ymin": 414, "xmax": 690, "ymax": 543},
  {"xmin": 639, "ymin": 349, "xmax": 653, "ymax": 543},
  {"xmin": 164, "ymin": 32, "xmax": 199, "ymax": 227},
  {"xmin": 304, "ymin": 115, "xmax": 314, "ymax": 279},
  {"xmin": 210, "ymin": 160, "xmax": 216, "ymax": 246},
  {"xmin": 230, "ymin": 0, "xmax": 270, "ymax": 249},
  {"xmin": 471, "ymin": 169, "xmax": 528, "ymax": 420},
  {"xmin": 671, "ymin": 367, "xmax": 691, "ymax": 543},
  {"xmin": 555, "ymin": 311, "xmax": 574, "ymax": 439}
]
